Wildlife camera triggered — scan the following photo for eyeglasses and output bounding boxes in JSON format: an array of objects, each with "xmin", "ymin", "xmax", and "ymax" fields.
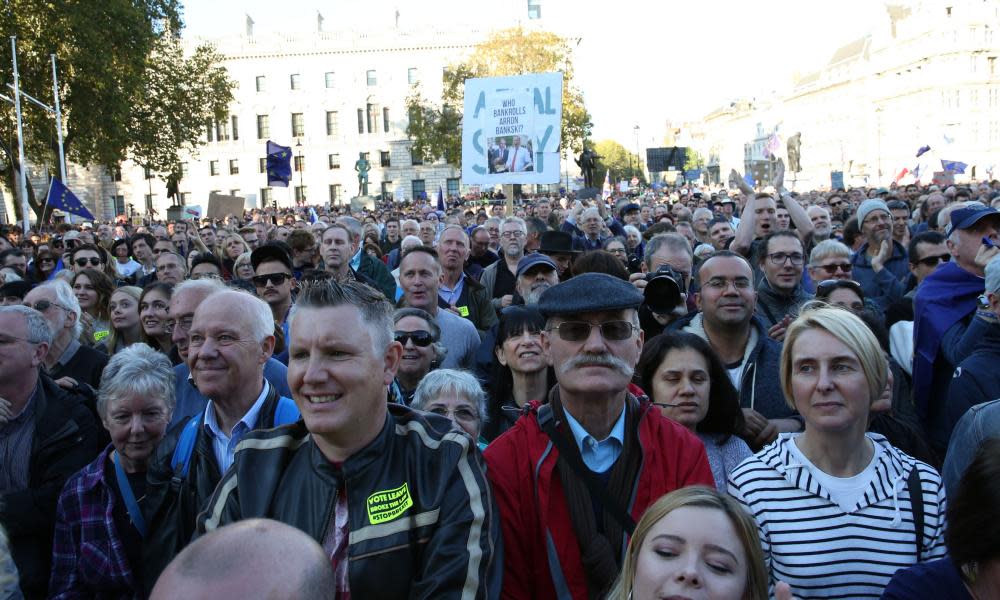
[
  {"xmin": 426, "ymin": 405, "xmax": 480, "ymax": 423},
  {"xmin": 915, "ymin": 253, "xmax": 951, "ymax": 267},
  {"xmin": 24, "ymin": 299, "xmax": 68, "ymax": 313},
  {"xmin": 816, "ymin": 279, "xmax": 864, "ymax": 296},
  {"xmin": 74, "ymin": 257, "xmax": 102, "ymax": 267},
  {"xmin": 394, "ymin": 330, "xmax": 434, "ymax": 347},
  {"xmin": 0, "ymin": 334, "xmax": 42, "ymax": 346},
  {"xmin": 164, "ymin": 316, "xmax": 194, "ymax": 333},
  {"xmin": 547, "ymin": 320, "xmax": 636, "ymax": 342},
  {"xmin": 39, "ymin": 257, "xmax": 55, "ymax": 264},
  {"xmin": 814, "ymin": 262, "xmax": 853, "ymax": 275},
  {"xmin": 766, "ymin": 252, "xmax": 804, "ymax": 266},
  {"xmin": 252, "ymin": 273, "xmax": 293, "ymax": 287},
  {"xmin": 500, "ymin": 231, "xmax": 525, "ymax": 239}
]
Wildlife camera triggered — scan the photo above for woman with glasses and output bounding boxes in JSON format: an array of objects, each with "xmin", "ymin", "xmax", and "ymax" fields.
[
  {"xmin": 72, "ymin": 268, "xmax": 115, "ymax": 345},
  {"xmin": 30, "ymin": 248, "xmax": 59, "ymax": 283},
  {"xmin": 483, "ymin": 306, "xmax": 554, "ymax": 442},
  {"xmin": 602, "ymin": 236, "xmax": 630, "ymax": 269},
  {"xmin": 229, "ymin": 252, "xmax": 257, "ymax": 293},
  {"xmin": 139, "ymin": 282, "xmax": 175, "ymax": 358},
  {"xmin": 412, "ymin": 369, "xmax": 489, "ymax": 450},
  {"xmin": 391, "ymin": 308, "xmax": 446, "ymax": 406},
  {"xmin": 806, "ymin": 239, "xmax": 854, "ymax": 283},
  {"xmin": 49, "ymin": 344, "xmax": 174, "ymax": 599},
  {"xmin": 636, "ymin": 332, "xmax": 751, "ymax": 490},
  {"xmin": 729, "ymin": 306, "xmax": 946, "ymax": 599},
  {"xmin": 99, "ymin": 287, "xmax": 142, "ymax": 355}
]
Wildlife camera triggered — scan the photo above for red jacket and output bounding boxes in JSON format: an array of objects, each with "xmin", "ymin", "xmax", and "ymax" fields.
[{"xmin": 484, "ymin": 399, "xmax": 714, "ymax": 600}]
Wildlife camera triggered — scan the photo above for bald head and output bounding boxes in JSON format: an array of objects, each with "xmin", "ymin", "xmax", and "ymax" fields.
[{"xmin": 152, "ymin": 519, "xmax": 334, "ymax": 600}]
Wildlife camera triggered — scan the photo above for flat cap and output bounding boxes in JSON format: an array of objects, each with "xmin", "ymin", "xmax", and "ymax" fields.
[{"xmin": 538, "ymin": 272, "xmax": 643, "ymax": 317}]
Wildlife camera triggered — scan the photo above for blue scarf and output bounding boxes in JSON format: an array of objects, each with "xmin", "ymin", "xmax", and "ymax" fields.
[{"xmin": 912, "ymin": 262, "xmax": 983, "ymax": 415}]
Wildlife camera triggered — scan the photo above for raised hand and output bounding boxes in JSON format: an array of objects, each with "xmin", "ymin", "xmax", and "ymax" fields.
[{"xmin": 772, "ymin": 158, "xmax": 786, "ymax": 192}]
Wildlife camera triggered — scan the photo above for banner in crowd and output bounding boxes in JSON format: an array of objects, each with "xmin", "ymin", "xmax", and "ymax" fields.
[
  {"xmin": 206, "ymin": 193, "xmax": 245, "ymax": 220},
  {"xmin": 461, "ymin": 72, "xmax": 563, "ymax": 185}
]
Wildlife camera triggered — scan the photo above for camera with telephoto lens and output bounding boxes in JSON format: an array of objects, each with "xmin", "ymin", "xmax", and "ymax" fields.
[{"xmin": 644, "ymin": 266, "xmax": 686, "ymax": 315}]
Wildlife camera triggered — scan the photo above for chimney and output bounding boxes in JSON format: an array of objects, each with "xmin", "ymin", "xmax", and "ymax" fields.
[{"xmin": 246, "ymin": 14, "xmax": 254, "ymax": 37}]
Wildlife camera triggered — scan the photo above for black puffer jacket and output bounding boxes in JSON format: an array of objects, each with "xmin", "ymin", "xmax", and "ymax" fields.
[
  {"xmin": 141, "ymin": 384, "xmax": 290, "ymax": 594},
  {"xmin": 1, "ymin": 374, "xmax": 103, "ymax": 599},
  {"xmin": 197, "ymin": 403, "xmax": 502, "ymax": 599}
]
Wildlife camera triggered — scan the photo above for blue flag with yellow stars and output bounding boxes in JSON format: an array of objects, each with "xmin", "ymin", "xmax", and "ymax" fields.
[
  {"xmin": 266, "ymin": 140, "xmax": 293, "ymax": 187},
  {"xmin": 46, "ymin": 178, "xmax": 95, "ymax": 220}
]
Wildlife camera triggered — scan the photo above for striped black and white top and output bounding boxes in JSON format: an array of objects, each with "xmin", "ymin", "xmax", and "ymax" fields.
[{"xmin": 728, "ymin": 432, "xmax": 946, "ymax": 599}]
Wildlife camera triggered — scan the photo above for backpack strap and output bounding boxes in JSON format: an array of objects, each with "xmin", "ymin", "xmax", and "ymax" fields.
[
  {"xmin": 170, "ymin": 412, "xmax": 203, "ymax": 487},
  {"xmin": 272, "ymin": 396, "xmax": 300, "ymax": 426},
  {"xmin": 906, "ymin": 465, "xmax": 925, "ymax": 563},
  {"xmin": 536, "ymin": 404, "xmax": 636, "ymax": 536}
]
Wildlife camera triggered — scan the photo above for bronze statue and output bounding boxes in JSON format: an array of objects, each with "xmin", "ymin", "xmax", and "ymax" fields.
[
  {"xmin": 576, "ymin": 146, "xmax": 600, "ymax": 188},
  {"xmin": 354, "ymin": 152, "xmax": 371, "ymax": 196},
  {"xmin": 787, "ymin": 133, "xmax": 802, "ymax": 173}
]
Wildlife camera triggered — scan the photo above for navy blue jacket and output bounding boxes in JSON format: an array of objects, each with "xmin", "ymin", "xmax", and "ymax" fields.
[
  {"xmin": 945, "ymin": 322, "xmax": 1000, "ymax": 440},
  {"xmin": 849, "ymin": 240, "xmax": 909, "ymax": 311}
]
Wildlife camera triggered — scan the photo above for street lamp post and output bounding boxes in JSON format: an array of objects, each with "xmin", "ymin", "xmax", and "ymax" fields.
[
  {"xmin": 295, "ymin": 139, "xmax": 304, "ymax": 206},
  {"xmin": 633, "ymin": 125, "xmax": 641, "ymax": 182}
]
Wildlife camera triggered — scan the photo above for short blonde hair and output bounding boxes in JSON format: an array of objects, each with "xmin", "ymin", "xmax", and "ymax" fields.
[
  {"xmin": 605, "ymin": 487, "xmax": 768, "ymax": 600},
  {"xmin": 780, "ymin": 305, "xmax": 888, "ymax": 410}
]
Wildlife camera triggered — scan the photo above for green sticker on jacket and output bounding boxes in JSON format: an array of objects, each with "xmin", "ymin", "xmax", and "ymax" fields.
[
  {"xmin": 366, "ymin": 482, "xmax": 413, "ymax": 524},
  {"xmin": 457, "ymin": 305, "xmax": 470, "ymax": 317}
]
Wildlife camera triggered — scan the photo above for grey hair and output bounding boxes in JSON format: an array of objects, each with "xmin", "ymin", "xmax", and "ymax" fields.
[
  {"xmin": 38, "ymin": 279, "xmax": 83, "ymax": 339},
  {"xmin": 337, "ymin": 216, "xmax": 363, "ymax": 242},
  {"xmin": 693, "ymin": 208, "xmax": 713, "ymax": 221},
  {"xmin": 222, "ymin": 290, "xmax": 275, "ymax": 344},
  {"xmin": 484, "ymin": 217, "xmax": 500, "ymax": 228},
  {"xmin": 289, "ymin": 279, "xmax": 393, "ymax": 355},
  {"xmin": 400, "ymin": 219, "xmax": 419, "ymax": 229},
  {"xmin": 580, "ymin": 207, "xmax": 601, "ymax": 221},
  {"xmin": 809, "ymin": 239, "xmax": 852, "ymax": 265},
  {"xmin": 173, "ymin": 276, "xmax": 228, "ymax": 299},
  {"xmin": 500, "ymin": 216, "xmax": 527, "ymax": 233},
  {"xmin": 0, "ymin": 305, "xmax": 52, "ymax": 345},
  {"xmin": 644, "ymin": 233, "xmax": 692, "ymax": 267},
  {"xmin": 439, "ymin": 224, "xmax": 469, "ymax": 246},
  {"xmin": 393, "ymin": 307, "xmax": 447, "ymax": 364},
  {"xmin": 806, "ymin": 205, "xmax": 830, "ymax": 219},
  {"xmin": 400, "ymin": 235, "xmax": 422, "ymax": 252},
  {"xmin": 411, "ymin": 369, "xmax": 488, "ymax": 426},
  {"xmin": 97, "ymin": 342, "xmax": 176, "ymax": 417},
  {"xmin": 623, "ymin": 225, "xmax": 641, "ymax": 238}
]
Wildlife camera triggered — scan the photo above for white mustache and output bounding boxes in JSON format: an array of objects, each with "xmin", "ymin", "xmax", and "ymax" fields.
[{"xmin": 559, "ymin": 353, "xmax": 632, "ymax": 378}]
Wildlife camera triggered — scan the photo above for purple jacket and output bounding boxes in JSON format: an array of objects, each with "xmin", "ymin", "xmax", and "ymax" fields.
[{"xmin": 49, "ymin": 446, "xmax": 136, "ymax": 600}]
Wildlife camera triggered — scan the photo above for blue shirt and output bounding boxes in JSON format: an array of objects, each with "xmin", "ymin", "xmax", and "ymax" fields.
[
  {"xmin": 350, "ymin": 247, "xmax": 362, "ymax": 272},
  {"xmin": 438, "ymin": 272, "xmax": 466, "ymax": 306},
  {"xmin": 563, "ymin": 404, "xmax": 626, "ymax": 473},
  {"xmin": 203, "ymin": 381, "xmax": 270, "ymax": 473}
]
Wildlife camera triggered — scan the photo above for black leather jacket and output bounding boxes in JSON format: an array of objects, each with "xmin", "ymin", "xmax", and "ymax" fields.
[
  {"xmin": 198, "ymin": 403, "xmax": 502, "ymax": 599},
  {"xmin": 141, "ymin": 383, "xmax": 288, "ymax": 593}
]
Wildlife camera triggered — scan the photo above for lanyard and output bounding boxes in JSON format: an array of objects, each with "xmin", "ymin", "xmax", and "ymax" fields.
[{"xmin": 113, "ymin": 451, "xmax": 147, "ymax": 538}]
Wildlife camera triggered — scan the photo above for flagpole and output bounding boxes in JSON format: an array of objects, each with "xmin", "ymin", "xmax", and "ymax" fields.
[
  {"xmin": 11, "ymin": 37, "xmax": 30, "ymax": 233},
  {"xmin": 51, "ymin": 55, "xmax": 67, "ymax": 182}
]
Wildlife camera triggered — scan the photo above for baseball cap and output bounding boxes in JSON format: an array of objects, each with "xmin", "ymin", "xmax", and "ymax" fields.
[
  {"xmin": 515, "ymin": 253, "xmax": 557, "ymax": 278},
  {"xmin": 947, "ymin": 205, "xmax": 1000, "ymax": 237}
]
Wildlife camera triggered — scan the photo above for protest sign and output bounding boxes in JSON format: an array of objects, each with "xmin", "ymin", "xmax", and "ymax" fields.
[
  {"xmin": 830, "ymin": 171, "xmax": 844, "ymax": 190},
  {"xmin": 182, "ymin": 205, "xmax": 203, "ymax": 220},
  {"xmin": 206, "ymin": 193, "xmax": 245, "ymax": 220},
  {"xmin": 462, "ymin": 72, "xmax": 562, "ymax": 185}
]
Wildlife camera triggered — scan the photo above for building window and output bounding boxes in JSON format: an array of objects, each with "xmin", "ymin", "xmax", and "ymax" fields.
[
  {"xmin": 380, "ymin": 151, "xmax": 391, "ymax": 167},
  {"xmin": 260, "ymin": 188, "xmax": 272, "ymax": 204},
  {"xmin": 407, "ymin": 68, "xmax": 418, "ymax": 85},
  {"xmin": 329, "ymin": 184, "xmax": 341, "ymax": 204},
  {"xmin": 528, "ymin": 0, "xmax": 541, "ymax": 19},
  {"xmin": 325, "ymin": 72, "xmax": 335, "ymax": 88},
  {"xmin": 325, "ymin": 111, "xmax": 339, "ymax": 136},
  {"xmin": 144, "ymin": 166, "xmax": 154, "ymax": 180},
  {"xmin": 294, "ymin": 155, "xmax": 305, "ymax": 172},
  {"xmin": 328, "ymin": 153, "xmax": 341, "ymax": 169},
  {"xmin": 255, "ymin": 75, "xmax": 266, "ymax": 92},
  {"xmin": 357, "ymin": 109, "xmax": 364, "ymax": 134},
  {"xmin": 206, "ymin": 119, "xmax": 214, "ymax": 142},
  {"xmin": 112, "ymin": 166, "xmax": 122, "ymax": 182},
  {"xmin": 290, "ymin": 73, "xmax": 301, "ymax": 90},
  {"xmin": 411, "ymin": 179, "xmax": 426, "ymax": 200},
  {"xmin": 229, "ymin": 159, "xmax": 239, "ymax": 175},
  {"xmin": 291, "ymin": 113, "xmax": 304, "ymax": 137},
  {"xmin": 366, "ymin": 70, "xmax": 377, "ymax": 86},
  {"xmin": 381, "ymin": 181, "xmax": 393, "ymax": 201},
  {"xmin": 259, "ymin": 157, "xmax": 267, "ymax": 173},
  {"xmin": 215, "ymin": 118, "xmax": 230, "ymax": 142},
  {"xmin": 231, "ymin": 115, "xmax": 239, "ymax": 141},
  {"xmin": 180, "ymin": 162, "xmax": 189, "ymax": 177},
  {"xmin": 383, "ymin": 107, "xmax": 390, "ymax": 133},
  {"xmin": 209, "ymin": 161, "xmax": 219, "ymax": 176},
  {"xmin": 256, "ymin": 115, "xmax": 270, "ymax": 139},
  {"xmin": 295, "ymin": 186, "xmax": 307, "ymax": 203},
  {"xmin": 411, "ymin": 149, "xmax": 423, "ymax": 166},
  {"xmin": 366, "ymin": 103, "xmax": 374, "ymax": 134},
  {"xmin": 113, "ymin": 195, "xmax": 125, "ymax": 215},
  {"xmin": 447, "ymin": 178, "xmax": 460, "ymax": 197}
]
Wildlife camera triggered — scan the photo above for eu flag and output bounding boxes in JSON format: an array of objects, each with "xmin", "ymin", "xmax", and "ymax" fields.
[
  {"xmin": 941, "ymin": 160, "xmax": 968, "ymax": 174},
  {"xmin": 46, "ymin": 178, "xmax": 95, "ymax": 220},
  {"xmin": 266, "ymin": 140, "xmax": 293, "ymax": 187}
]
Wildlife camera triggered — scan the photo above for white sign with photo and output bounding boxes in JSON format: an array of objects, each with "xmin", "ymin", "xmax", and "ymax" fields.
[{"xmin": 462, "ymin": 72, "xmax": 563, "ymax": 185}]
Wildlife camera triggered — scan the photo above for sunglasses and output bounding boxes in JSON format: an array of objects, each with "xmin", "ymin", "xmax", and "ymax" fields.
[
  {"xmin": 547, "ymin": 320, "xmax": 636, "ymax": 342},
  {"xmin": 393, "ymin": 330, "xmax": 434, "ymax": 347},
  {"xmin": 24, "ymin": 299, "xmax": 67, "ymax": 313},
  {"xmin": 816, "ymin": 279, "xmax": 864, "ymax": 296},
  {"xmin": 74, "ymin": 257, "xmax": 102, "ymax": 267},
  {"xmin": 915, "ymin": 253, "xmax": 951, "ymax": 267},
  {"xmin": 252, "ymin": 273, "xmax": 293, "ymax": 287},
  {"xmin": 814, "ymin": 262, "xmax": 852, "ymax": 275}
]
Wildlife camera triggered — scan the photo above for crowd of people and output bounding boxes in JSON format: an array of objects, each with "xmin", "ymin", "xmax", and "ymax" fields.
[{"xmin": 1, "ymin": 161, "xmax": 999, "ymax": 599}]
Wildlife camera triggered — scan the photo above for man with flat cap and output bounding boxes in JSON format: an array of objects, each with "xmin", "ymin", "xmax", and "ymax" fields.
[{"xmin": 484, "ymin": 272, "xmax": 714, "ymax": 599}]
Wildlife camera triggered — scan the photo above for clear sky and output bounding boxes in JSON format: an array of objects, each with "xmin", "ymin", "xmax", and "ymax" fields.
[{"xmin": 181, "ymin": 0, "xmax": 885, "ymax": 147}]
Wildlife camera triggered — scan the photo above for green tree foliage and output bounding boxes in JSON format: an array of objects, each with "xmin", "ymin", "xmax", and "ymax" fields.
[
  {"xmin": 0, "ymin": 0, "xmax": 233, "ymax": 222},
  {"xmin": 684, "ymin": 149, "xmax": 706, "ymax": 172},
  {"xmin": 406, "ymin": 27, "xmax": 592, "ymax": 166},
  {"xmin": 593, "ymin": 139, "xmax": 646, "ymax": 186}
]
